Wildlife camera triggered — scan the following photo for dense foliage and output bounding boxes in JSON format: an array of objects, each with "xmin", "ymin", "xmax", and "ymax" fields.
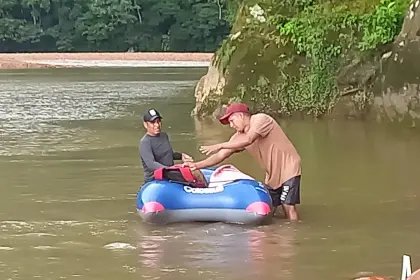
[
  {"xmin": 273, "ymin": 0, "xmax": 412, "ymax": 116},
  {"xmin": 0, "ymin": 0, "xmax": 236, "ymax": 52},
  {"xmin": 214, "ymin": 0, "xmax": 412, "ymax": 117}
]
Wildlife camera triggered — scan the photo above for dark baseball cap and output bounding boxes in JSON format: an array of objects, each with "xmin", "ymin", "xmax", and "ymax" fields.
[
  {"xmin": 219, "ymin": 103, "xmax": 249, "ymax": 125},
  {"xmin": 143, "ymin": 108, "xmax": 163, "ymax": 122}
]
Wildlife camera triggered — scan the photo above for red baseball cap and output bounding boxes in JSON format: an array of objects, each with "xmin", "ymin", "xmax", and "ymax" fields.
[{"xmin": 219, "ymin": 103, "xmax": 249, "ymax": 125}]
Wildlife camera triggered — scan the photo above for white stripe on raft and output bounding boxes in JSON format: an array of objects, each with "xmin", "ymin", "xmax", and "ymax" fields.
[{"xmin": 208, "ymin": 165, "xmax": 256, "ymax": 188}]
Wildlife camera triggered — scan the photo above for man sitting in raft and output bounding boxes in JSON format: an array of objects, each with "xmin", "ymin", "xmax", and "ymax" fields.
[
  {"xmin": 183, "ymin": 103, "xmax": 302, "ymax": 221},
  {"xmin": 139, "ymin": 108, "xmax": 203, "ymax": 184}
]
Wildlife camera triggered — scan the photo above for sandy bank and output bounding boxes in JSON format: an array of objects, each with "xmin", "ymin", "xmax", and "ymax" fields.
[{"xmin": 0, "ymin": 52, "xmax": 214, "ymax": 69}]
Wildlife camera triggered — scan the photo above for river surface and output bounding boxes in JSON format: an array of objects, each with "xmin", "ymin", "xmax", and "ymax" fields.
[{"xmin": 0, "ymin": 67, "xmax": 419, "ymax": 280}]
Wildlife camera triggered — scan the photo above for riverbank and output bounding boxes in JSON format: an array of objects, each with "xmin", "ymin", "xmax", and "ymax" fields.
[
  {"xmin": 0, "ymin": 52, "xmax": 214, "ymax": 69},
  {"xmin": 192, "ymin": 0, "xmax": 420, "ymax": 128}
]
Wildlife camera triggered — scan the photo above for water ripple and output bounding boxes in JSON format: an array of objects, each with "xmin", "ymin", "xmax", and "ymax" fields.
[{"xmin": 0, "ymin": 80, "xmax": 194, "ymax": 156}]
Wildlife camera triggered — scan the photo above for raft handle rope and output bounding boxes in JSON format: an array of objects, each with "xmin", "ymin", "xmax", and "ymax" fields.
[{"xmin": 168, "ymin": 178, "xmax": 263, "ymax": 188}]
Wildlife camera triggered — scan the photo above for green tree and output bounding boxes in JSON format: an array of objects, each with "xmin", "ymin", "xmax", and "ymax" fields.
[{"xmin": 0, "ymin": 0, "xmax": 234, "ymax": 52}]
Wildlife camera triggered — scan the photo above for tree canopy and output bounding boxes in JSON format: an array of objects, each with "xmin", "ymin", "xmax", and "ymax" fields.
[{"xmin": 0, "ymin": 0, "xmax": 235, "ymax": 52}]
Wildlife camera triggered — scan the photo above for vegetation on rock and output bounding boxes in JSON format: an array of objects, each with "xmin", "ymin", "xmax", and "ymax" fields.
[
  {"xmin": 0, "ymin": 0, "xmax": 233, "ymax": 52},
  {"xmin": 211, "ymin": 0, "xmax": 412, "ymax": 117}
]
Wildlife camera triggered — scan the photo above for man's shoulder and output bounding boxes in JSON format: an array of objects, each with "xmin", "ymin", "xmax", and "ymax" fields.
[
  {"xmin": 250, "ymin": 113, "xmax": 275, "ymax": 127},
  {"xmin": 252, "ymin": 112, "xmax": 273, "ymax": 121},
  {"xmin": 248, "ymin": 113, "xmax": 277, "ymax": 138},
  {"xmin": 140, "ymin": 134, "xmax": 149, "ymax": 142},
  {"xmin": 139, "ymin": 134, "xmax": 152, "ymax": 148},
  {"xmin": 140, "ymin": 132, "xmax": 168, "ymax": 144}
]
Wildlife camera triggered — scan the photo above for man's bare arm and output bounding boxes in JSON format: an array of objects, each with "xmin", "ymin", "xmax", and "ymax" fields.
[
  {"xmin": 219, "ymin": 131, "xmax": 260, "ymax": 150},
  {"xmin": 195, "ymin": 148, "xmax": 238, "ymax": 169}
]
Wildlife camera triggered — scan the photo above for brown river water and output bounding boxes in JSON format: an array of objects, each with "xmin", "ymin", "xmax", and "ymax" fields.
[{"xmin": 0, "ymin": 67, "xmax": 419, "ymax": 280}]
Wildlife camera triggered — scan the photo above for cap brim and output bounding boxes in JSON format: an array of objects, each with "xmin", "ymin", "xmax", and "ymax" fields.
[
  {"xmin": 148, "ymin": 116, "xmax": 162, "ymax": 122},
  {"xmin": 219, "ymin": 113, "xmax": 231, "ymax": 125}
]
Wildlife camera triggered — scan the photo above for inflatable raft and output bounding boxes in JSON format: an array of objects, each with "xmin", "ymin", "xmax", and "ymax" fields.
[{"xmin": 136, "ymin": 165, "xmax": 273, "ymax": 225}]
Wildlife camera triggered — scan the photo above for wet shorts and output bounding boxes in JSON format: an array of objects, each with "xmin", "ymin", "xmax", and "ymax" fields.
[{"xmin": 267, "ymin": 175, "xmax": 301, "ymax": 207}]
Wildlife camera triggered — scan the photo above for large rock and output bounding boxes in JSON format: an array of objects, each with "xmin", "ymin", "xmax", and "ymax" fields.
[
  {"xmin": 191, "ymin": 64, "xmax": 226, "ymax": 118},
  {"xmin": 372, "ymin": 0, "xmax": 420, "ymax": 127},
  {"xmin": 193, "ymin": 0, "xmax": 420, "ymax": 128},
  {"xmin": 191, "ymin": 2, "xmax": 294, "ymax": 118},
  {"xmin": 191, "ymin": 1, "xmax": 385, "ymax": 120}
]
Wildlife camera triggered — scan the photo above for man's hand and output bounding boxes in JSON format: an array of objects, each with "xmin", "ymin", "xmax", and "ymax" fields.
[
  {"xmin": 182, "ymin": 161, "xmax": 197, "ymax": 171},
  {"xmin": 199, "ymin": 144, "xmax": 222, "ymax": 156},
  {"xmin": 182, "ymin": 153, "xmax": 193, "ymax": 163}
]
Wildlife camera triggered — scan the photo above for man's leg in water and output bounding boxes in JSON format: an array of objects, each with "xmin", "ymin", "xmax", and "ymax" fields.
[
  {"xmin": 281, "ymin": 204, "xmax": 299, "ymax": 221},
  {"xmin": 279, "ymin": 176, "xmax": 301, "ymax": 221},
  {"xmin": 269, "ymin": 176, "xmax": 301, "ymax": 221}
]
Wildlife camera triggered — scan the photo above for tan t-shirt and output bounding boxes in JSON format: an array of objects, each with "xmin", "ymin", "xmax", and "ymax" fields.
[{"xmin": 230, "ymin": 113, "xmax": 301, "ymax": 189}]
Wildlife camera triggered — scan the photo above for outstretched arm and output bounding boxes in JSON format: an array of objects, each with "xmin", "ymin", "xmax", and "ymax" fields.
[
  {"xmin": 194, "ymin": 148, "xmax": 237, "ymax": 170},
  {"xmin": 219, "ymin": 131, "xmax": 260, "ymax": 150},
  {"xmin": 199, "ymin": 132, "xmax": 259, "ymax": 155}
]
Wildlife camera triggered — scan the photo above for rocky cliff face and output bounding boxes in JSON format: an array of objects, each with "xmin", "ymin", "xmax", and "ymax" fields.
[
  {"xmin": 372, "ymin": 0, "xmax": 420, "ymax": 127},
  {"xmin": 192, "ymin": 2, "xmax": 290, "ymax": 118},
  {"xmin": 193, "ymin": 0, "xmax": 420, "ymax": 128},
  {"xmin": 191, "ymin": 64, "xmax": 226, "ymax": 118}
]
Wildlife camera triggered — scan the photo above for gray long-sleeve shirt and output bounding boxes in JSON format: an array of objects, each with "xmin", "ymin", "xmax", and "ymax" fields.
[{"xmin": 139, "ymin": 132, "xmax": 182, "ymax": 182}]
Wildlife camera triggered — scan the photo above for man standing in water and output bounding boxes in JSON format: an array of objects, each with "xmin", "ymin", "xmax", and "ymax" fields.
[
  {"xmin": 184, "ymin": 103, "xmax": 302, "ymax": 221},
  {"xmin": 139, "ymin": 108, "xmax": 193, "ymax": 183}
]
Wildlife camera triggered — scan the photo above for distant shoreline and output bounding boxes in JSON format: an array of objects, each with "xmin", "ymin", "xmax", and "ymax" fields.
[{"xmin": 0, "ymin": 52, "xmax": 214, "ymax": 69}]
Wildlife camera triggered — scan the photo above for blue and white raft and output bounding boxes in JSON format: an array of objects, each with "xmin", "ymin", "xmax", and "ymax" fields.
[{"xmin": 136, "ymin": 165, "xmax": 273, "ymax": 225}]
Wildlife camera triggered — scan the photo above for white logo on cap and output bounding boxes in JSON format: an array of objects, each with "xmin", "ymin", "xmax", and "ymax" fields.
[{"xmin": 149, "ymin": 109, "xmax": 157, "ymax": 116}]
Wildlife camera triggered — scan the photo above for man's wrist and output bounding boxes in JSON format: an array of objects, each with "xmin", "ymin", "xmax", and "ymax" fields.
[{"xmin": 173, "ymin": 152, "xmax": 182, "ymax": 160}]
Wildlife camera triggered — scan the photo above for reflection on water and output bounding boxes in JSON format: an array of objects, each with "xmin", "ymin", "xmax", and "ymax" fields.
[
  {"xmin": 132, "ymin": 222, "xmax": 297, "ymax": 280},
  {"xmin": 0, "ymin": 68, "xmax": 419, "ymax": 280}
]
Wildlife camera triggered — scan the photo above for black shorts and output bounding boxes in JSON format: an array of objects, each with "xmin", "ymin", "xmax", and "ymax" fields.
[{"xmin": 267, "ymin": 175, "xmax": 301, "ymax": 207}]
